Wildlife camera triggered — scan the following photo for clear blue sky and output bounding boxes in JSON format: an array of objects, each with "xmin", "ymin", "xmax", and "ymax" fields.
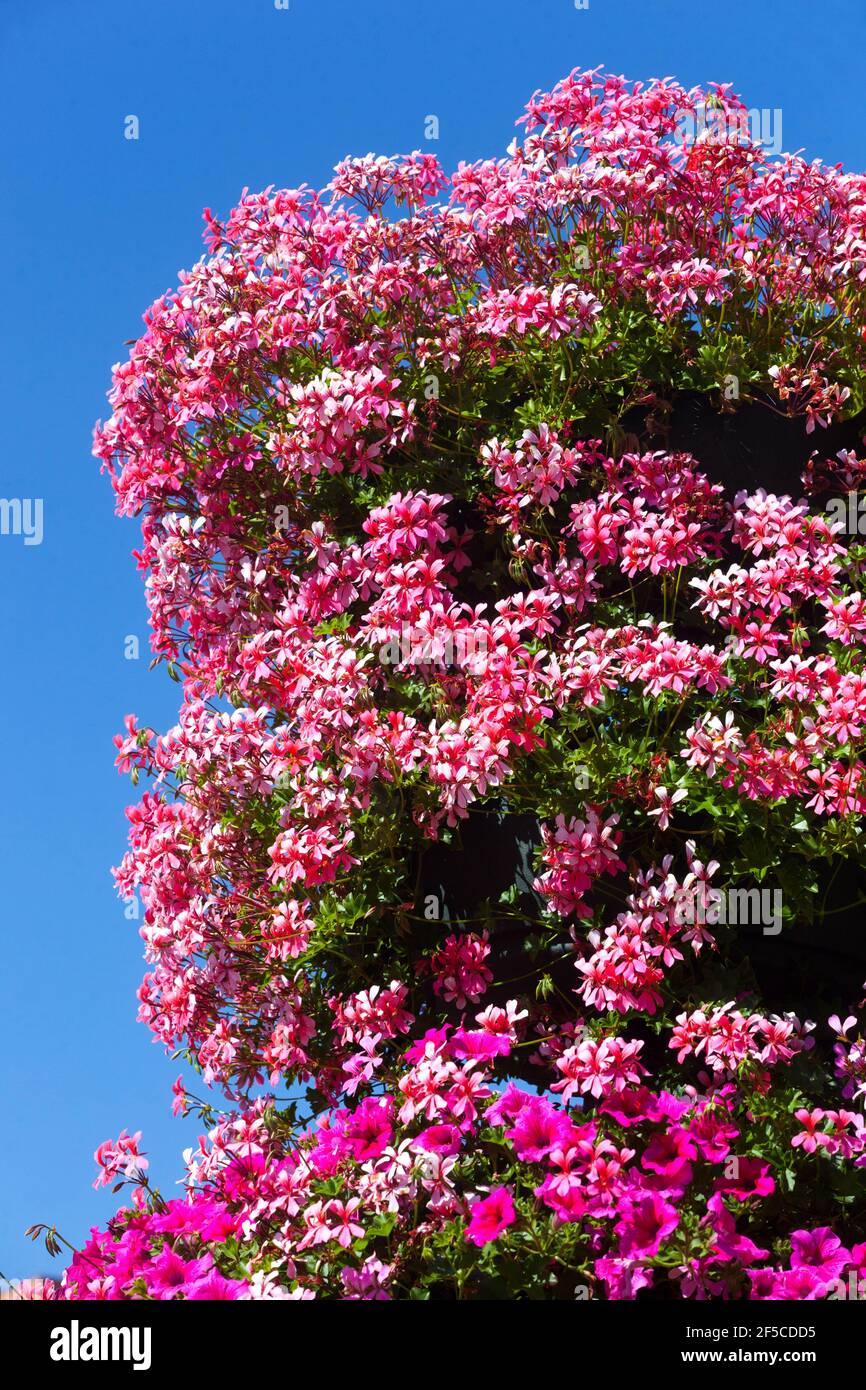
[{"xmin": 1, "ymin": 0, "xmax": 864, "ymax": 1279}]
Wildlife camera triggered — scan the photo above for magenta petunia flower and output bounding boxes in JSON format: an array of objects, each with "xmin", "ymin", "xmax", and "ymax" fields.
[
  {"xmin": 185, "ymin": 1270, "xmax": 247, "ymax": 1300},
  {"xmin": 507, "ymin": 1096, "xmax": 578, "ymax": 1163},
  {"xmin": 615, "ymin": 1192, "xmax": 679, "ymax": 1258},
  {"xmin": 789, "ymin": 1226, "xmax": 850, "ymax": 1280},
  {"xmin": 465, "ymin": 1186, "xmax": 517, "ymax": 1247}
]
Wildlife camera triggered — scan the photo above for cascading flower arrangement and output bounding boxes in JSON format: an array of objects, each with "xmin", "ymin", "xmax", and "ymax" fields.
[{"xmin": 45, "ymin": 67, "xmax": 866, "ymax": 1300}]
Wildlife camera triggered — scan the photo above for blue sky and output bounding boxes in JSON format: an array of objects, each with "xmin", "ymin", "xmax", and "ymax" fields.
[{"xmin": 1, "ymin": 0, "xmax": 864, "ymax": 1278}]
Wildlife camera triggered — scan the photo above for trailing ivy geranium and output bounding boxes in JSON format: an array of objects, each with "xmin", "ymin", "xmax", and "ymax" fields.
[{"xmin": 40, "ymin": 66, "xmax": 866, "ymax": 1301}]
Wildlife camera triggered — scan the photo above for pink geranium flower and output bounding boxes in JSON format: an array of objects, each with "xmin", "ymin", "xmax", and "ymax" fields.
[{"xmin": 791, "ymin": 1108, "xmax": 831, "ymax": 1153}]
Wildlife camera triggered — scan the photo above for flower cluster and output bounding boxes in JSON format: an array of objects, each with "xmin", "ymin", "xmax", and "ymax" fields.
[{"xmin": 53, "ymin": 66, "xmax": 866, "ymax": 1300}]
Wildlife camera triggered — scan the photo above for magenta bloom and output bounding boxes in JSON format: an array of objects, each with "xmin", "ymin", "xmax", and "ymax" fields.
[
  {"xmin": 485, "ymin": 1083, "xmax": 532, "ymax": 1127},
  {"xmin": 103, "ymin": 1229, "xmax": 148, "ymax": 1286},
  {"xmin": 778, "ymin": 1267, "xmax": 834, "ymax": 1299},
  {"xmin": 195, "ymin": 1201, "xmax": 240, "ymax": 1243},
  {"xmin": 596, "ymin": 1256, "xmax": 655, "ymax": 1301},
  {"xmin": 789, "ymin": 1226, "xmax": 850, "ymax": 1280},
  {"xmin": 641, "ymin": 1126, "xmax": 697, "ymax": 1182},
  {"xmin": 508, "ymin": 1096, "xmax": 578, "ymax": 1162},
  {"xmin": 344, "ymin": 1097, "xmax": 393, "ymax": 1162},
  {"xmin": 616, "ymin": 1191, "xmax": 679, "ymax": 1257},
  {"xmin": 465, "ymin": 1186, "xmax": 516, "ymax": 1247},
  {"xmin": 185, "ymin": 1269, "xmax": 247, "ymax": 1300},
  {"xmin": 451, "ymin": 1028, "xmax": 511, "ymax": 1061},
  {"xmin": 713, "ymin": 1157, "xmax": 775, "ymax": 1201},
  {"xmin": 599, "ymin": 1086, "xmax": 656, "ymax": 1128},
  {"xmin": 415, "ymin": 1124, "xmax": 463, "ymax": 1157},
  {"xmin": 145, "ymin": 1248, "xmax": 213, "ymax": 1300},
  {"xmin": 705, "ymin": 1194, "xmax": 768, "ymax": 1266}
]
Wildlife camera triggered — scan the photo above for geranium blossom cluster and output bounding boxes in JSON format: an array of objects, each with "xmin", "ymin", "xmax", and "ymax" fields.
[{"xmin": 53, "ymin": 67, "xmax": 866, "ymax": 1299}]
